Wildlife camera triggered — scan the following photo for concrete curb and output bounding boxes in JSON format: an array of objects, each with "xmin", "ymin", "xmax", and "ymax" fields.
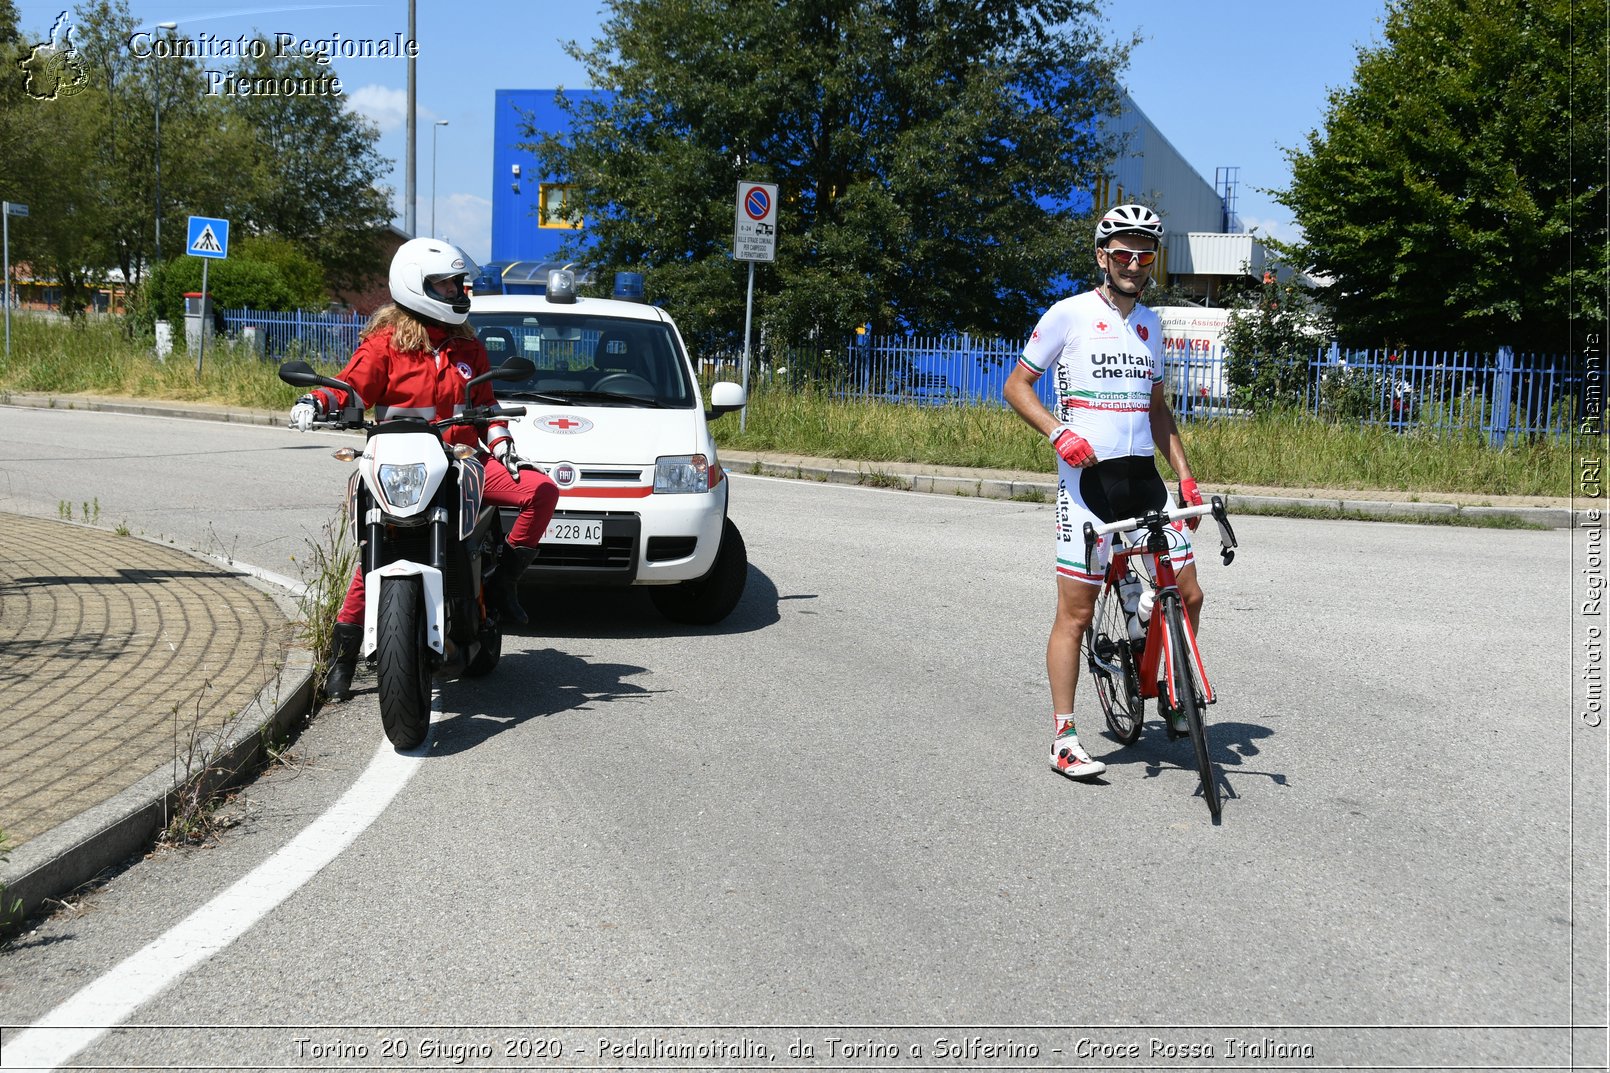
[
  {"xmin": 723, "ymin": 454, "xmax": 1574, "ymax": 529},
  {"xmin": 2, "ymin": 391, "xmax": 288, "ymax": 429},
  {"xmin": 0, "ymin": 546, "xmax": 316, "ymax": 935}
]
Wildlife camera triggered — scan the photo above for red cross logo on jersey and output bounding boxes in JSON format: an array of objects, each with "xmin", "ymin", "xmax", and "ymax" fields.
[{"xmin": 1095, "ymin": 320, "xmax": 1108, "ymax": 333}]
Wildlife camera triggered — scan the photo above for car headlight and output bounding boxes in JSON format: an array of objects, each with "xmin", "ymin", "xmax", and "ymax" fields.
[
  {"xmin": 378, "ymin": 462, "xmax": 429, "ymax": 508},
  {"xmin": 653, "ymin": 453, "xmax": 709, "ymax": 494}
]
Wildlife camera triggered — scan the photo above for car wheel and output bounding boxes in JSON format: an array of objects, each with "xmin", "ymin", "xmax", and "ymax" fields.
[{"xmin": 650, "ymin": 518, "xmax": 748, "ymax": 625}]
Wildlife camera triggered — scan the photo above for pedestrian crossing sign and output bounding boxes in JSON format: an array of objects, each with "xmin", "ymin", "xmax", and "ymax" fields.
[{"xmin": 186, "ymin": 216, "xmax": 229, "ymax": 259}]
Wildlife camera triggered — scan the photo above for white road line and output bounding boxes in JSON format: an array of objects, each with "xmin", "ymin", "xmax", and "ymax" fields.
[{"xmin": 0, "ymin": 724, "xmax": 431, "ymax": 1071}]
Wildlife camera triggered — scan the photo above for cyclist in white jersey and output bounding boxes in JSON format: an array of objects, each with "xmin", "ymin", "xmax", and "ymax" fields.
[{"xmin": 1003, "ymin": 204, "xmax": 1206, "ymax": 781}]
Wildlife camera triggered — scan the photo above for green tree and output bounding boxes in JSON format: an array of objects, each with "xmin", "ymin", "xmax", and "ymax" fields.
[
  {"xmin": 1276, "ymin": 0, "xmax": 1606, "ymax": 353},
  {"xmin": 1220, "ymin": 266, "xmax": 1331, "ymax": 412},
  {"xmin": 232, "ymin": 233, "xmax": 328, "ymax": 308},
  {"xmin": 1, "ymin": 6, "xmax": 388, "ymax": 312},
  {"xmin": 224, "ymin": 44, "xmax": 394, "ymax": 291},
  {"xmin": 524, "ymin": 0, "xmax": 1130, "ymax": 346}
]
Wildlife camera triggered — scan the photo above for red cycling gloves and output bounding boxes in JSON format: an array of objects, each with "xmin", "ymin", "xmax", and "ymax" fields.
[
  {"xmin": 1179, "ymin": 476, "xmax": 1203, "ymax": 530},
  {"xmin": 1049, "ymin": 425, "xmax": 1096, "ymax": 467}
]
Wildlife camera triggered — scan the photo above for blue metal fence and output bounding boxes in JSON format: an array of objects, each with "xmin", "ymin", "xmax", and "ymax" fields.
[
  {"xmin": 219, "ymin": 307, "xmax": 366, "ymax": 364},
  {"xmin": 225, "ymin": 306, "xmax": 1576, "ymax": 443},
  {"xmin": 1307, "ymin": 344, "xmax": 1572, "ymax": 443}
]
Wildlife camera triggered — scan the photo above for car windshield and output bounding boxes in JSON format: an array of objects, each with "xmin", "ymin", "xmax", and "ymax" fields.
[{"xmin": 469, "ymin": 312, "xmax": 694, "ymax": 408}]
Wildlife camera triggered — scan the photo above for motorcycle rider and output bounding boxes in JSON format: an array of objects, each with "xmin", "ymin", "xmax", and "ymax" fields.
[{"xmin": 290, "ymin": 238, "xmax": 559, "ymax": 700}]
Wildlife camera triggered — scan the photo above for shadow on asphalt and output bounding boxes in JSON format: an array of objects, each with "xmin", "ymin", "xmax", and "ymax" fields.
[
  {"xmin": 333, "ymin": 565, "xmax": 784, "ymax": 755},
  {"xmin": 427, "ymin": 646, "xmax": 660, "ymax": 756},
  {"xmin": 512, "ymin": 562, "xmax": 783, "ymax": 640},
  {"xmin": 1098, "ymin": 719, "xmax": 1289, "ymax": 805}
]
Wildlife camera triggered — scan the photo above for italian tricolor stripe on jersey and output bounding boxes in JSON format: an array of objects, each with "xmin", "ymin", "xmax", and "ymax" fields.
[
  {"xmin": 1062, "ymin": 393, "xmax": 1150, "ymax": 414},
  {"xmin": 1056, "ymin": 557, "xmax": 1102, "ymax": 582}
]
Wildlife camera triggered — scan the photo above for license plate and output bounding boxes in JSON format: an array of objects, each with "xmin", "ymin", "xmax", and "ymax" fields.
[{"xmin": 543, "ymin": 519, "xmax": 603, "ymax": 545}]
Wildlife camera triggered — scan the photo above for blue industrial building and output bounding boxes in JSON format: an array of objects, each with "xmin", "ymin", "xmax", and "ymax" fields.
[{"xmin": 487, "ymin": 88, "xmax": 1264, "ymax": 305}]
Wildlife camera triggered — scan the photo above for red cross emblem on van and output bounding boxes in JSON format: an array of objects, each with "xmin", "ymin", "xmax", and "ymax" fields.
[{"xmin": 538, "ymin": 414, "xmax": 593, "ymax": 434}]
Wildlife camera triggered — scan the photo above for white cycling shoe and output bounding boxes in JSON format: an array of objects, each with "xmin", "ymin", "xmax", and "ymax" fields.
[{"xmin": 1051, "ymin": 735, "xmax": 1107, "ymax": 780}]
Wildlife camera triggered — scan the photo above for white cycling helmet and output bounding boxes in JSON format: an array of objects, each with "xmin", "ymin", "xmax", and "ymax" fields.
[
  {"xmin": 1095, "ymin": 203, "xmax": 1165, "ymax": 248},
  {"xmin": 389, "ymin": 237, "xmax": 478, "ymax": 325}
]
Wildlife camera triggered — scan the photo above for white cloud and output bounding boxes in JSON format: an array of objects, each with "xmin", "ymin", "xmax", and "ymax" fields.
[
  {"xmin": 1238, "ymin": 215, "xmax": 1304, "ymax": 246},
  {"xmin": 344, "ymin": 84, "xmax": 408, "ymax": 133},
  {"xmin": 431, "ymin": 193, "xmax": 493, "ymax": 265}
]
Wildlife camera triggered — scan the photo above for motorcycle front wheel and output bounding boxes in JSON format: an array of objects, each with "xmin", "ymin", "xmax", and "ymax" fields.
[{"xmin": 377, "ymin": 576, "xmax": 433, "ymax": 749}]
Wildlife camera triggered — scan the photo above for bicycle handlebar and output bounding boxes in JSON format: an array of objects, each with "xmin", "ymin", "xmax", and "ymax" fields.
[{"xmin": 1083, "ymin": 495, "xmax": 1240, "ymax": 568}]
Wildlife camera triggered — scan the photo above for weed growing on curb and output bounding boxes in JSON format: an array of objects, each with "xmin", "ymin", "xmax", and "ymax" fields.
[
  {"xmin": 858, "ymin": 470, "xmax": 907, "ymax": 490},
  {"xmin": 163, "ymin": 688, "xmax": 229, "ymax": 845},
  {"xmin": 0, "ymin": 828, "xmax": 24, "ymax": 929},
  {"xmin": 290, "ymin": 510, "xmax": 358, "ymax": 700}
]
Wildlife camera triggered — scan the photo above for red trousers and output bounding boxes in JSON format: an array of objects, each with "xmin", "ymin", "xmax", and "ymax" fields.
[{"xmin": 337, "ymin": 461, "xmax": 558, "ymax": 624}]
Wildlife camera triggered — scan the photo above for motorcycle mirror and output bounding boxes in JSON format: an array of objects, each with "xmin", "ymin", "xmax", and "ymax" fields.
[
  {"xmin": 280, "ymin": 360, "xmax": 354, "ymax": 396},
  {"xmin": 492, "ymin": 357, "xmax": 537, "ymax": 381},
  {"xmin": 277, "ymin": 360, "xmax": 319, "ymax": 387}
]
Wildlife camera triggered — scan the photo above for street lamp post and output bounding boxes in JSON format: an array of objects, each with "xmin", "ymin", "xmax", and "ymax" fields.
[
  {"xmin": 431, "ymin": 120, "xmax": 449, "ymax": 239},
  {"xmin": 153, "ymin": 21, "xmax": 176, "ymax": 263}
]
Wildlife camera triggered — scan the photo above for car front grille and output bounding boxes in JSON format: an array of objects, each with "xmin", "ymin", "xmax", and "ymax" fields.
[{"xmin": 503, "ymin": 508, "xmax": 639, "ymax": 584}]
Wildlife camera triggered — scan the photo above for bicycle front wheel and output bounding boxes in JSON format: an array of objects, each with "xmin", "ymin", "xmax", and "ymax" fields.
[
  {"xmin": 1085, "ymin": 581, "xmax": 1144, "ymax": 744},
  {"xmin": 1164, "ymin": 595, "xmax": 1220, "ymax": 819}
]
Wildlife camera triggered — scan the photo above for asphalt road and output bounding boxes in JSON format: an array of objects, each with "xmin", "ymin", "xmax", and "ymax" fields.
[{"xmin": 0, "ymin": 406, "xmax": 1601, "ymax": 1071}]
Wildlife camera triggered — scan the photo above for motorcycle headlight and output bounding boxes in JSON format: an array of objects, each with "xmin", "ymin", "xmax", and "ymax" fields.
[
  {"xmin": 653, "ymin": 453, "xmax": 709, "ymax": 494},
  {"xmin": 378, "ymin": 462, "xmax": 429, "ymax": 508}
]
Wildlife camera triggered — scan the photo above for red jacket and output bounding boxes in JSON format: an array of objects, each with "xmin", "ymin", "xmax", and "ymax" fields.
[{"xmin": 312, "ymin": 325, "xmax": 511, "ymax": 454}]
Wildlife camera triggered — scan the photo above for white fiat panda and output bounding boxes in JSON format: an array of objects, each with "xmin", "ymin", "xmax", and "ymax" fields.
[{"xmin": 469, "ymin": 271, "xmax": 748, "ymax": 625}]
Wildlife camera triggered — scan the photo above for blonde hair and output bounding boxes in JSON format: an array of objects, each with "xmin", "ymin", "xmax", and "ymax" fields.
[{"xmin": 360, "ymin": 303, "xmax": 475, "ymax": 352}]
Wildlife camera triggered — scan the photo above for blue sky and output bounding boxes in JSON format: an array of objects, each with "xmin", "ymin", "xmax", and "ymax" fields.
[{"xmin": 16, "ymin": 1, "xmax": 1388, "ymax": 265}]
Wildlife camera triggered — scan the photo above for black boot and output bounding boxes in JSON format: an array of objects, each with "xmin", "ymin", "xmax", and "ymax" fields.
[
  {"xmin": 322, "ymin": 622, "xmax": 363, "ymax": 701},
  {"xmin": 487, "ymin": 544, "xmax": 538, "ymax": 626}
]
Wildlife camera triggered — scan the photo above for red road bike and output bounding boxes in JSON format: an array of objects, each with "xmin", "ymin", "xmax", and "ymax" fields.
[{"xmin": 1082, "ymin": 497, "xmax": 1238, "ymax": 819}]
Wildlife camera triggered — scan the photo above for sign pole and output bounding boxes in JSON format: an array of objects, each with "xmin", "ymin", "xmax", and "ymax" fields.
[
  {"xmin": 3, "ymin": 204, "xmax": 10, "ymax": 361},
  {"xmin": 740, "ymin": 260, "xmax": 755, "ymax": 433},
  {"xmin": 731, "ymin": 182, "xmax": 778, "ymax": 435},
  {"xmin": 195, "ymin": 258, "xmax": 209, "ymax": 379},
  {"xmin": 185, "ymin": 214, "xmax": 229, "ymax": 378}
]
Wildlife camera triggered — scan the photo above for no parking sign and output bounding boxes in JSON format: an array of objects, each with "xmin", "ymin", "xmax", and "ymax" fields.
[{"xmin": 733, "ymin": 182, "xmax": 777, "ymax": 262}]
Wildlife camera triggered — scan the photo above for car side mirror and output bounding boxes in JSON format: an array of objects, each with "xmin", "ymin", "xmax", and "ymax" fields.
[{"xmin": 706, "ymin": 381, "xmax": 746, "ymax": 419}]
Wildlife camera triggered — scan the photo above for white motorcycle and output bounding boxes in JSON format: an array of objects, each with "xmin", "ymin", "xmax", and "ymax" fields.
[{"xmin": 279, "ymin": 357, "xmax": 535, "ymax": 749}]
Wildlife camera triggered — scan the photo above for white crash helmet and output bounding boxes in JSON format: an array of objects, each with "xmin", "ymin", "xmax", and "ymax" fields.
[
  {"xmin": 1095, "ymin": 203, "xmax": 1165, "ymax": 248},
  {"xmin": 389, "ymin": 237, "xmax": 477, "ymax": 324}
]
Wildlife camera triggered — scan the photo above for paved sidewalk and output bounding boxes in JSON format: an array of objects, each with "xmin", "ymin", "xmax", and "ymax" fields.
[{"xmin": 0, "ymin": 512, "xmax": 313, "ymax": 931}]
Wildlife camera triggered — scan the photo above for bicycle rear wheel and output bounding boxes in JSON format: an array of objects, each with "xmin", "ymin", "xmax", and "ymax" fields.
[
  {"xmin": 1164, "ymin": 595, "xmax": 1220, "ymax": 819},
  {"xmin": 1085, "ymin": 580, "xmax": 1144, "ymax": 744}
]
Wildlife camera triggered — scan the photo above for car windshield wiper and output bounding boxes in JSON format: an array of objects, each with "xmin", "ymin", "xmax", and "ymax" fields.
[
  {"xmin": 498, "ymin": 389, "xmax": 573, "ymax": 403},
  {"xmin": 538, "ymin": 389, "xmax": 670, "ymax": 408}
]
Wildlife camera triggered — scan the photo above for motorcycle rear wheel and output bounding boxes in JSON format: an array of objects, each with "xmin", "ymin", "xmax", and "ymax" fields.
[
  {"xmin": 464, "ymin": 616, "xmax": 502, "ymax": 677},
  {"xmin": 377, "ymin": 577, "xmax": 432, "ymax": 749}
]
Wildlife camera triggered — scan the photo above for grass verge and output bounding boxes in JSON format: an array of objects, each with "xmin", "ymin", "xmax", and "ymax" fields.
[
  {"xmin": 0, "ymin": 313, "xmax": 1572, "ymax": 498},
  {"xmin": 716, "ymin": 388, "xmax": 1570, "ymax": 498}
]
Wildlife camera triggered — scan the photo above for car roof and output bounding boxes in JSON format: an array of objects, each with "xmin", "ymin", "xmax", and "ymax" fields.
[{"xmin": 469, "ymin": 294, "xmax": 673, "ymax": 325}]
